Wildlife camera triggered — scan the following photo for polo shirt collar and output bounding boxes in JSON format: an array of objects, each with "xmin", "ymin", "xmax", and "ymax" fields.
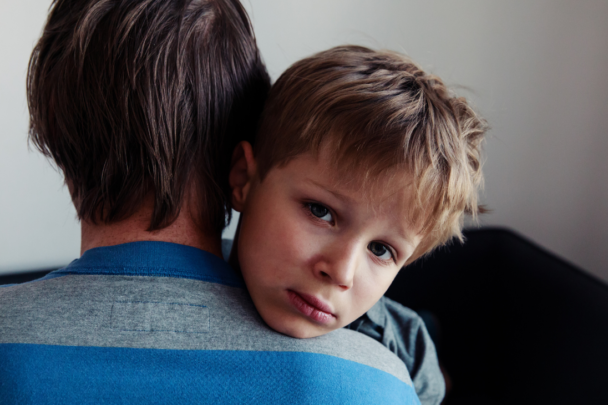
[{"xmin": 52, "ymin": 241, "xmax": 244, "ymax": 288}]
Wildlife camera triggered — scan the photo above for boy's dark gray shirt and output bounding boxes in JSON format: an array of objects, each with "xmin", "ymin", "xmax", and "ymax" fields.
[
  {"xmin": 223, "ymin": 239, "xmax": 445, "ymax": 405},
  {"xmin": 346, "ymin": 297, "xmax": 445, "ymax": 405}
]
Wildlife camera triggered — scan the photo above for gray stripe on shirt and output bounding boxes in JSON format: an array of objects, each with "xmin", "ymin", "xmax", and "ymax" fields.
[{"xmin": 0, "ymin": 274, "xmax": 412, "ymax": 386}]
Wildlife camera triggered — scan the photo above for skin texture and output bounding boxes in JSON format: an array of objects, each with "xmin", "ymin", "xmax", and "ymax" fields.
[
  {"xmin": 79, "ymin": 186, "xmax": 222, "ymax": 259},
  {"xmin": 230, "ymin": 141, "xmax": 424, "ymax": 338}
]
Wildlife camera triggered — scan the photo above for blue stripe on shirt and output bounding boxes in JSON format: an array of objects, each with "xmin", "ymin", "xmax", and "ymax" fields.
[{"xmin": 1, "ymin": 343, "xmax": 419, "ymax": 404}]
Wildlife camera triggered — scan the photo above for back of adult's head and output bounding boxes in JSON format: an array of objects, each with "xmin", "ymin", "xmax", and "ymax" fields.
[{"xmin": 27, "ymin": 0, "xmax": 270, "ymax": 234}]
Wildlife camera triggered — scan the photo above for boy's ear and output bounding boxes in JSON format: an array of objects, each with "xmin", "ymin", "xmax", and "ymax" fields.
[{"xmin": 229, "ymin": 141, "xmax": 257, "ymax": 212}]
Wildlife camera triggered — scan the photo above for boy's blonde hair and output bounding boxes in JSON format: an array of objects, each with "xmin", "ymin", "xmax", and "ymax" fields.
[{"xmin": 254, "ymin": 45, "xmax": 487, "ymax": 252}]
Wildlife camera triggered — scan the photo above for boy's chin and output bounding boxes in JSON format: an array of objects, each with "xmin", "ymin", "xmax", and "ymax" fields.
[
  {"xmin": 279, "ymin": 326, "xmax": 330, "ymax": 339},
  {"xmin": 264, "ymin": 315, "xmax": 338, "ymax": 339}
]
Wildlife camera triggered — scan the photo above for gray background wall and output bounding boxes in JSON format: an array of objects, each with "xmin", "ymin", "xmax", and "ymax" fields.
[{"xmin": 1, "ymin": 0, "xmax": 607, "ymax": 282}]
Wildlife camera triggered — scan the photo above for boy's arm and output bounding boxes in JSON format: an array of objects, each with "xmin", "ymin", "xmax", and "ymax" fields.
[{"xmin": 346, "ymin": 296, "xmax": 445, "ymax": 405}]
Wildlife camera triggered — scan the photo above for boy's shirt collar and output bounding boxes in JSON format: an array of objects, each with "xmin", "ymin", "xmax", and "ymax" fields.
[{"xmin": 51, "ymin": 241, "xmax": 244, "ymax": 288}]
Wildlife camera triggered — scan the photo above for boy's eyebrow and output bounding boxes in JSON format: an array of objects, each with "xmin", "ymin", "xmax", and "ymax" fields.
[
  {"xmin": 305, "ymin": 178, "xmax": 354, "ymax": 202},
  {"xmin": 396, "ymin": 228, "xmax": 419, "ymax": 250}
]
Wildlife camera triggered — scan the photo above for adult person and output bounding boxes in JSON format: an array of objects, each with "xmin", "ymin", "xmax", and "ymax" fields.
[{"xmin": 0, "ymin": 0, "xmax": 419, "ymax": 403}]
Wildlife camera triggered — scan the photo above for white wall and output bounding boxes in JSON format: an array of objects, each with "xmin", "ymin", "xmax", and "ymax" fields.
[
  {"xmin": 1, "ymin": 0, "xmax": 607, "ymax": 282},
  {"xmin": 0, "ymin": 1, "xmax": 81, "ymax": 272}
]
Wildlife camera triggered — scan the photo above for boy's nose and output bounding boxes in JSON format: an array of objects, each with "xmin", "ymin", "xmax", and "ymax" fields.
[{"xmin": 313, "ymin": 243, "xmax": 359, "ymax": 290}]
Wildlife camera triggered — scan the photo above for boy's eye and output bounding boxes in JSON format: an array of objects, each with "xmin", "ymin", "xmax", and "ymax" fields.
[
  {"xmin": 307, "ymin": 203, "xmax": 333, "ymax": 222},
  {"xmin": 368, "ymin": 242, "xmax": 393, "ymax": 261}
]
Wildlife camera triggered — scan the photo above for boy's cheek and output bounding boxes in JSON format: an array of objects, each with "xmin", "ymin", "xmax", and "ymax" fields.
[
  {"xmin": 351, "ymin": 272, "xmax": 397, "ymax": 316},
  {"xmin": 266, "ymin": 209, "xmax": 315, "ymax": 261},
  {"xmin": 239, "ymin": 213, "xmax": 302, "ymax": 277}
]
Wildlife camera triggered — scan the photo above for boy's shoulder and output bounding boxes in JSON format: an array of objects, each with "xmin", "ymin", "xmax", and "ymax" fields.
[
  {"xmin": 347, "ymin": 297, "xmax": 429, "ymax": 367},
  {"xmin": 348, "ymin": 297, "xmax": 446, "ymax": 405}
]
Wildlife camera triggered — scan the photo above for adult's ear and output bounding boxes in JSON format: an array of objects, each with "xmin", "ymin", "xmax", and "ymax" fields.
[{"xmin": 229, "ymin": 141, "xmax": 257, "ymax": 212}]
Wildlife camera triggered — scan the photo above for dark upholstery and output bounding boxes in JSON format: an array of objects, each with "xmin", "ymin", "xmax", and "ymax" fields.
[
  {"xmin": 386, "ymin": 227, "xmax": 608, "ymax": 405},
  {"xmin": 0, "ymin": 269, "xmax": 54, "ymax": 285}
]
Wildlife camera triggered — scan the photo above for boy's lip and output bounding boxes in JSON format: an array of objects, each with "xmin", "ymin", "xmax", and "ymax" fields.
[{"xmin": 287, "ymin": 290, "xmax": 336, "ymax": 324}]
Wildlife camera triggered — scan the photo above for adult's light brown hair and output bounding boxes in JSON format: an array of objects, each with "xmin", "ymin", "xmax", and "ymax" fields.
[
  {"xmin": 254, "ymin": 45, "xmax": 487, "ymax": 251},
  {"xmin": 27, "ymin": 0, "xmax": 270, "ymax": 233}
]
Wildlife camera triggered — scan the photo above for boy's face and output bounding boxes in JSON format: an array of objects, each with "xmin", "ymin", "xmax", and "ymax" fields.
[{"xmin": 232, "ymin": 143, "xmax": 424, "ymax": 339}]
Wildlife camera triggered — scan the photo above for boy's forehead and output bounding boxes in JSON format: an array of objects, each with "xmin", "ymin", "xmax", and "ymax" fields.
[{"xmin": 314, "ymin": 143, "xmax": 414, "ymax": 202}]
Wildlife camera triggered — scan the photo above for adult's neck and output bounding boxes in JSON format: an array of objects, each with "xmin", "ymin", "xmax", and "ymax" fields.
[{"xmin": 80, "ymin": 198, "xmax": 222, "ymax": 259}]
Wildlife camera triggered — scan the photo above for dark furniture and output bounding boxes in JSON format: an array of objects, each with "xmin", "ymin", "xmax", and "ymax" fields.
[{"xmin": 386, "ymin": 227, "xmax": 608, "ymax": 405}]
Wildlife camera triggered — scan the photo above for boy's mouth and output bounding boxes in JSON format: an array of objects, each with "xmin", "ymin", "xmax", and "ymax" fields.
[{"xmin": 287, "ymin": 290, "xmax": 335, "ymax": 324}]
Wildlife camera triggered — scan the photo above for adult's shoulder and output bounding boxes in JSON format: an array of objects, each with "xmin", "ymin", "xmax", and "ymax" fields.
[{"xmin": 0, "ymin": 272, "xmax": 422, "ymax": 404}]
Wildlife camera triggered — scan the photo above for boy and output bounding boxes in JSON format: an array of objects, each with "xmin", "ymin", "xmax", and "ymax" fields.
[{"xmin": 228, "ymin": 45, "xmax": 487, "ymax": 404}]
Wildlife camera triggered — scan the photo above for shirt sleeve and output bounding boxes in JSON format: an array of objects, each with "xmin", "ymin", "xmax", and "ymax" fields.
[{"xmin": 345, "ymin": 297, "xmax": 446, "ymax": 405}]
